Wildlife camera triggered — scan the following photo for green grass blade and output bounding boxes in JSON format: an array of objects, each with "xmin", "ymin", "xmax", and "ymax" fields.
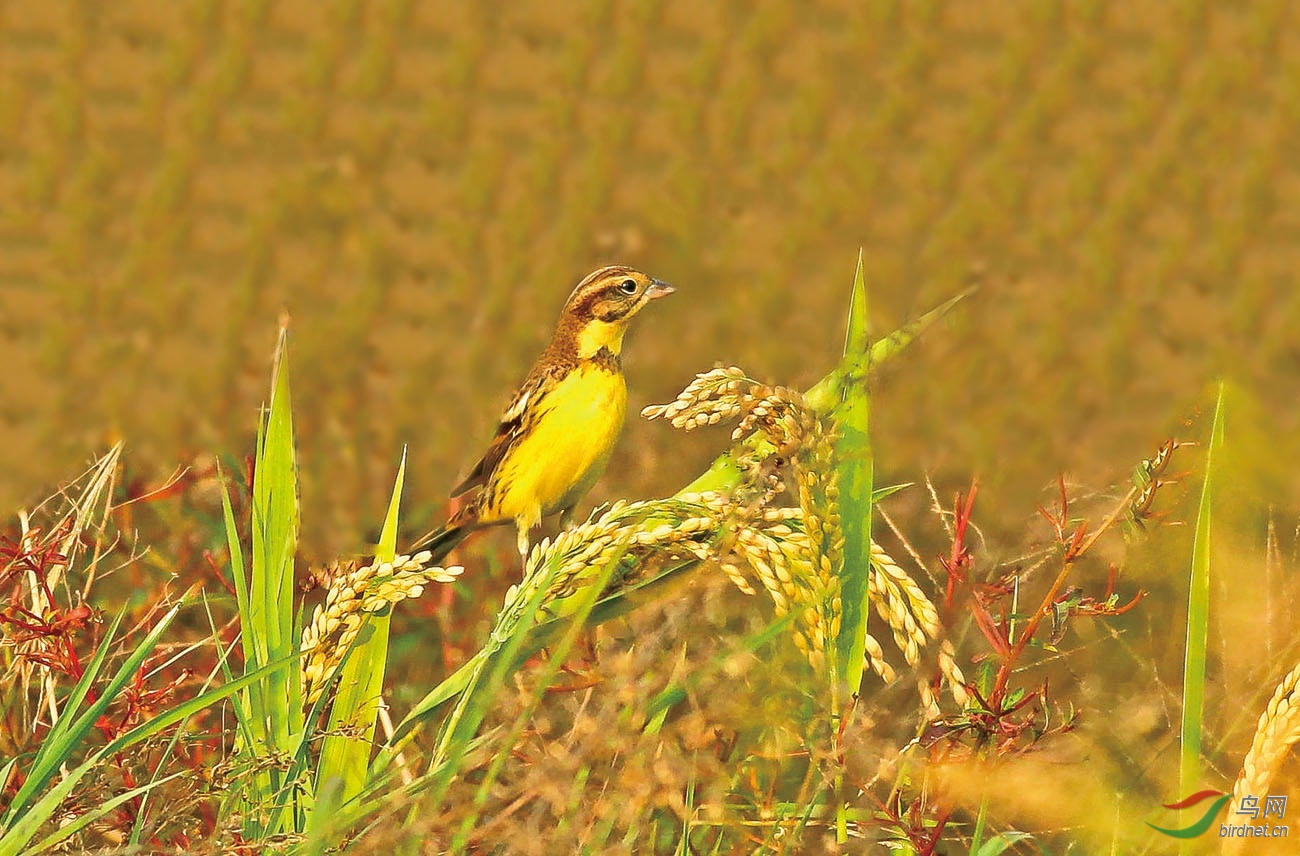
[
  {"xmin": 311, "ymin": 734, "xmax": 496, "ymax": 846},
  {"xmin": 429, "ymin": 569, "xmax": 557, "ymax": 780},
  {"xmin": 835, "ymin": 250, "xmax": 873, "ymax": 700},
  {"xmin": 214, "ymin": 325, "xmax": 305, "ymax": 839},
  {"xmin": 831, "ymin": 253, "xmax": 874, "ymax": 846},
  {"xmin": 24, "ymin": 772, "xmax": 186, "ymax": 855},
  {"xmin": 219, "ymin": 462, "xmax": 252, "ymax": 669},
  {"xmin": 973, "ymin": 831, "xmax": 1033, "ymax": 856},
  {"xmin": 969, "ymin": 796, "xmax": 989, "ymax": 854},
  {"xmin": 677, "ymin": 773, "xmax": 696, "ymax": 856},
  {"xmin": 643, "ymin": 613, "xmax": 794, "ymax": 732},
  {"xmin": 1179, "ymin": 382, "xmax": 1225, "ymax": 801},
  {"xmin": 102, "ymin": 651, "xmax": 301, "ymax": 751},
  {"xmin": 684, "ymin": 287, "xmax": 971, "ymax": 503},
  {"xmin": 258, "ymin": 325, "xmax": 302, "ymax": 736},
  {"xmin": 218, "ymin": 464, "xmax": 259, "ymax": 735},
  {"xmin": 315, "ymin": 450, "xmax": 407, "ymax": 809},
  {"xmin": 446, "ymin": 547, "xmax": 630, "ymax": 848},
  {"xmin": 424, "ymin": 539, "xmax": 639, "ymax": 824},
  {"xmin": 0, "ymin": 652, "xmax": 297, "ymax": 856},
  {"xmin": 129, "ymin": 626, "xmax": 246, "ymax": 847},
  {"xmin": 200, "ymin": 595, "xmax": 261, "ymax": 758},
  {"xmin": 2, "ymin": 606, "xmax": 126, "ymax": 826},
  {"xmin": 0, "ymin": 761, "xmax": 108, "ymax": 856},
  {"xmin": 806, "ymin": 286, "xmax": 975, "ymax": 415},
  {"xmin": 0, "ymin": 605, "xmax": 166, "ymax": 829},
  {"xmin": 46, "ymin": 610, "xmax": 126, "ymax": 743},
  {"xmin": 380, "ymin": 554, "xmax": 703, "ymax": 754},
  {"xmin": 380, "ymin": 650, "xmax": 486, "ymax": 751}
]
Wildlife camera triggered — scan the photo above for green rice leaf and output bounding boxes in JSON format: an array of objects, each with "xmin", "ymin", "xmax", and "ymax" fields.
[
  {"xmin": 222, "ymin": 324, "xmax": 304, "ymax": 838},
  {"xmin": 1179, "ymin": 382, "xmax": 1225, "ymax": 800},
  {"xmin": 315, "ymin": 449, "xmax": 408, "ymax": 809},
  {"xmin": 835, "ymin": 250, "xmax": 874, "ymax": 701},
  {"xmin": 0, "ymin": 605, "xmax": 164, "ymax": 830},
  {"xmin": 0, "ymin": 652, "xmax": 297, "ymax": 856},
  {"xmin": 806, "ymin": 286, "xmax": 974, "ymax": 416},
  {"xmin": 24, "ymin": 772, "xmax": 186, "ymax": 855}
]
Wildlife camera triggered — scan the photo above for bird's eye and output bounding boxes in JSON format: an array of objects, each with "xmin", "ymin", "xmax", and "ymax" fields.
[{"xmin": 619, "ymin": 279, "xmax": 638, "ymax": 295}]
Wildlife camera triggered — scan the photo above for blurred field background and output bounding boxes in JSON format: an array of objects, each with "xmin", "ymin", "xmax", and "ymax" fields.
[
  {"xmin": 1, "ymin": 1, "xmax": 1299, "ymax": 851},
  {"xmin": 2, "ymin": 0, "xmax": 1298, "ymax": 558}
]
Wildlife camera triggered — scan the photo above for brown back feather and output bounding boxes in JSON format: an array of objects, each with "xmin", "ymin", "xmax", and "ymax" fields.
[{"xmin": 448, "ymin": 360, "xmax": 566, "ymax": 505}]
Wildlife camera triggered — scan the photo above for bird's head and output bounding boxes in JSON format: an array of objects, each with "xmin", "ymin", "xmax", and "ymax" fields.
[{"xmin": 560, "ymin": 265, "xmax": 674, "ymax": 358}]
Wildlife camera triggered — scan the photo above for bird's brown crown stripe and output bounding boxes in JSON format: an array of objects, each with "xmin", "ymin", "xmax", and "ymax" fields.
[{"xmin": 565, "ymin": 265, "xmax": 638, "ymax": 318}]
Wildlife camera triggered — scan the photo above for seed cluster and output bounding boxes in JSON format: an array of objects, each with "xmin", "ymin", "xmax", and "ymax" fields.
[
  {"xmin": 869, "ymin": 541, "xmax": 938, "ymax": 667},
  {"xmin": 1229, "ymin": 659, "xmax": 1300, "ymax": 850},
  {"xmin": 928, "ymin": 639, "xmax": 970, "ymax": 715},
  {"xmin": 652, "ymin": 371, "xmax": 849, "ymax": 673},
  {"xmin": 475, "ymin": 497, "xmax": 714, "ymax": 657},
  {"xmin": 505, "ymin": 497, "xmax": 728, "ymax": 630},
  {"xmin": 641, "ymin": 366, "xmax": 749, "ymax": 431},
  {"xmin": 643, "ymin": 367, "xmax": 947, "ymax": 688},
  {"xmin": 300, "ymin": 552, "xmax": 463, "ymax": 705}
]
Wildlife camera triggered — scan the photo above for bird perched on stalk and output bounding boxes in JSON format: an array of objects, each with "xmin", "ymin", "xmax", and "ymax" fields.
[{"xmin": 416, "ymin": 265, "xmax": 674, "ymax": 560}]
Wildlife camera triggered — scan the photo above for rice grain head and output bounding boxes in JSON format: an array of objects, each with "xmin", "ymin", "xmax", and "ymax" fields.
[
  {"xmin": 1225, "ymin": 660, "xmax": 1300, "ymax": 855},
  {"xmin": 645, "ymin": 369, "xmax": 854, "ymax": 675},
  {"xmin": 301, "ymin": 552, "xmax": 462, "ymax": 705},
  {"xmin": 536, "ymin": 366, "xmax": 953, "ymax": 700}
]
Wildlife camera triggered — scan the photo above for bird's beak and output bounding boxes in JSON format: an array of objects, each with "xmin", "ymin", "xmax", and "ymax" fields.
[{"xmin": 646, "ymin": 280, "xmax": 675, "ymax": 299}]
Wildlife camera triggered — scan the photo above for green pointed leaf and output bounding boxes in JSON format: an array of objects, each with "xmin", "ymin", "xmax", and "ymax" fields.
[
  {"xmin": 835, "ymin": 250, "xmax": 873, "ymax": 700},
  {"xmin": 0, "ymin": 605, "xmax": 167, "ymax": 830},
  {"xmin": 1179, "ymin": 382, "xmax": 1225, "ymax": 801},
  {"xmin": 223, "ymin": 323, "xmax": 304, "ymax": 838},
  {"xmin": 0, "ymin": 652, "xmax": 297, "ymax": 856},
  {"xmin": 316, "ymin": 449, "xmax": 408, "ymax": 810},
  {"xmin": 806, "ymin": 285, "xmax": 975, "ymax": 415}
]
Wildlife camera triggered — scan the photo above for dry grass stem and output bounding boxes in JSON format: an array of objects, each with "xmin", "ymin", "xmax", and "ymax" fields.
[{"xmin": 2, "ymin": 446, "xmax": 124, "ymax": 750}]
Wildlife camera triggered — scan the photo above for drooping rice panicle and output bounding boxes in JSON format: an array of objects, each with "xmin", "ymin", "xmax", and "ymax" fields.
[
  {"xmin": 301, "ymin": 552, "xmax": 463, "ymax": 705},
  {"xmin": 641, "ymin": 369, "xmax": 945, "ymax": 690}
]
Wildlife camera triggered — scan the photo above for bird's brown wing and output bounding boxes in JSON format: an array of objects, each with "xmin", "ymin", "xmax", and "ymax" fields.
[{"xmin": 449, "ymin": 364, "xmax": 561, "ymax": 499}]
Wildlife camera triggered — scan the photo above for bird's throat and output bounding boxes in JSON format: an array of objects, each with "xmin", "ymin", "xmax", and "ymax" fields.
[{"xmin": 574, "ymin": 318, "xmax": 627, "ymax": 359}]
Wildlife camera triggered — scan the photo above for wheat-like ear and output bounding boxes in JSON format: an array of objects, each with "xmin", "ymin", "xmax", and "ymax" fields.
[
  {"xmin": 645, "ymin": 367, "xmax": 955, "ymax": 694},
  {"xmin": 301, "ymin": 552, "xmax": 463, "ymax": 706},
  {"xmin": 1224, "ymin": 660, "xmax": 1300, "ymax": 854}
]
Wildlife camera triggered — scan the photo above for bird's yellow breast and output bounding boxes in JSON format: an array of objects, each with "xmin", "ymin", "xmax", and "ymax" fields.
[{"xmin": 490, "ymin": 362, "xmax": 627, "ymax": 527}]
